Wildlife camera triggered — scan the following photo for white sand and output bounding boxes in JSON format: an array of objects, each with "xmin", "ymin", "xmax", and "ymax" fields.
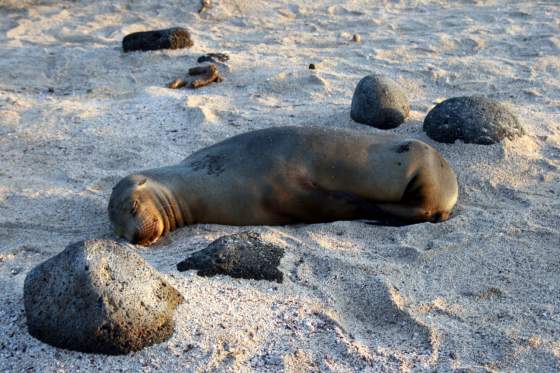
[{"xmin": 1, "ymin": 0, "xmax": 559, "ymax": 371}]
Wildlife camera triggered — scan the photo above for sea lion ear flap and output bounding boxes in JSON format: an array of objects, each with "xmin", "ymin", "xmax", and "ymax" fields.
[{"xmin": 138, "ymin": 178, "xmax": 147, "ymax": 186}]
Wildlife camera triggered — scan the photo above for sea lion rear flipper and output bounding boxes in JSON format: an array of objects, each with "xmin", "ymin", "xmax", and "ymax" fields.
[{"xmin": 373, "ymin": 202, "xmax": 447, "ymax": 224}]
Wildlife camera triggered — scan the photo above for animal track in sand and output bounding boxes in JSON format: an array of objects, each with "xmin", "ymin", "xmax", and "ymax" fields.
[
  {"xmin": 381, "ymin": 245, "xmax": 422, "ymax": 263},
  {"xmin": 98, "ymin": 148, "xmax": 142, "ymax": 171},
  {"xmin": 0, "ymin": 245, "xmax": 45, "ymax": 262},
  {"xmin": 259, "ymin": 70, "xmax": 329, "ymax": 96},
  {"xmin": 86, "ymin": 175, "xmax": 123, "ymax": 194},
  {"xmin": 183, "ymin": 96, "xmax": 219, "ymax": 124},
  {"xmin": 296, "ymin": 255, "xmax": 436, "ymax": 361},
  {"xmin": 332, "ymin": 276, "xmax": 432, "ymax": 352}
]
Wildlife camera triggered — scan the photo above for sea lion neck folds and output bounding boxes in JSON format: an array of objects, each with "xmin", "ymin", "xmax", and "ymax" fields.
[
  {"xmin": 108, "ymin": 168, "xmax": 194, "ymax": 245},
  {"xmin": 108, "ymin": 126, "xmax": 459, "ymax": 246}
]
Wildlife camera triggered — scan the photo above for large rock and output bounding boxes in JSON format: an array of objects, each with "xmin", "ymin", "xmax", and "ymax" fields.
[
  {"xmin": 122, "ymin": 27, "xmax": 193, "ymax": 52},
  {"xmin": 177, "ymin": 232, "xmax": 284, "ymax": 283},
  {"xmin": 423, "ymin": 96, "xmax": 525, "ymax": 144},
  {"xmin": 350, "ymin": 74, "xmax": 410, "ymax": 129},
  {"xmin": 24, "ymin": 240, "xmax": 184, "ymax": 355}
]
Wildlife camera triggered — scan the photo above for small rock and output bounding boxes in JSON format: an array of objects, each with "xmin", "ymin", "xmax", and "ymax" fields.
[
  {"xmin": 198, "ymin": 0, "xmax": 212, "ymax": 13},
  {"xmin": 352, "ymin": 34, "xmax": 361, "ymax": 43},
  {"xmin": 197, "ymin": 53, "xmax": 229, "ymax": 64},
  {"xmin": 24, "ymin": 240, "xmax": 184, "ymax": 355},
  {"xmin": 177, "ymin": 232, "xmax": 284, "ymax": 283},
  {"xmin": 423, "ymin": 96, "xmax": 525, "ymax": 144},
  {"xmin": 188, "ymin": 64, "xmax": 224, "ymax": 89},
  {"xmin": 167, "ymin": 78, "xmax": 187, "ymax": 89},
  {"xmin": 350, "ymin": 74, "xmax": 410, "ymax": 129},
  {"xmin": 122, "ymin": 27, "xmax": 193, "ymax": 52},
  {"xmin": 308, "ymin": 63, "xmax": 316, "ymax": 70}
]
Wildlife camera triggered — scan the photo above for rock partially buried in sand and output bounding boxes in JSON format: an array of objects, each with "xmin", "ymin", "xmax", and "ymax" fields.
[
  {"xmin": 167, "ymin": 64, "xmax": 224, "ymax": 89},
  {"xmin": 350, "ymin": 74, "xmax": 410, "ymax": 129},
  {"xmin": 423, "ymin": 96, "xmax": 525, "ymax": 144},
  {"xmin": 177, "ymin": 232, "xmax": 284, "ymax": 283},
  {"xmin": 24, "ymin": 240, "xmax": 184, "ymax": 355},
  {"xmin": 122, "ymin": 27, "xmax": 193, "ymax": 52},
  {"xmin": 197, "ymin": 52, "xmax": 229, "ymax": 64},
  {"xmin": 188, "ymin": 64, "xmax": 224, "ymax": 88}
]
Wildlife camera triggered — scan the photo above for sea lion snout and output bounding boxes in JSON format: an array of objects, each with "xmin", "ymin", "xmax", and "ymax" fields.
[
  {"xmin": 129, "ymin": 216, "xmax": 162, "ymax": 245},
  {"xmin": 431, "ymin": 211, "xmax": 448, "ymax": 223},
  {"xmin": 108, "ymin": 176, "xmax": 165, "ymax": 245}
]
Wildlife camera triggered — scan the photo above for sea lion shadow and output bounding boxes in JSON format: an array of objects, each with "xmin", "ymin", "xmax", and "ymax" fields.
[{"xmin": 360, "ymin": 219, "xmax": 413, "ymax": 227}]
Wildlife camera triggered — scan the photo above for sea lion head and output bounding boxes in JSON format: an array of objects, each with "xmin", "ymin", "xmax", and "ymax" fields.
[{"xmin": 108, "ymin": 175, "xmax": 166, "ymax": 246}]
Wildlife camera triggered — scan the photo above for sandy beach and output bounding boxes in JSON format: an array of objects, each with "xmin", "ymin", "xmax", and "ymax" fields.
[{"xmin": 1, "ymin": 0, "xmax": 559, "ymax": 371}]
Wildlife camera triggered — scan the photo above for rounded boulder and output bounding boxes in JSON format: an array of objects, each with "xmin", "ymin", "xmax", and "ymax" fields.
[
  {"xmin": 350, "ymin": 74, "xmax": 410, "ymax": 129},
  {"xmin": 423, "ymin": 96, "xmax": 525, "ymax": 144}
]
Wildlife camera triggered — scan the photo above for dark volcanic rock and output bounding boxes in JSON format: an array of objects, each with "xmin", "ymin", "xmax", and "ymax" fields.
[
  {"xmin": 177, "ymin": 232, "xmax": 284, "ymax": 283},
  {"xmin": 423, "ymin": 96, "xmax": 525, "ymax": 144},
  {"xmin": 197, "ymin": 53, "xmax": 229, "ymax": 63},
  {"xmin": 350, "ymin": 74, "xmax": 410, "ymax": 129},
  {"xmin": 24, "ymin": 240, "xmax": 184, "ymax": 355},
  {"xmin": 122, "ymin": 27, "xmax": 193, "ymax": 52}
]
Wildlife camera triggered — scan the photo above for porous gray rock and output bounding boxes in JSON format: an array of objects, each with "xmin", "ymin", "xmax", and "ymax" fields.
[
  {"xmin": 350, "ymin": 74, "xmax": 410, "ymax": 129},
  {"xmin": 423, "ymin": 96, "xmax": 525, "ymax": 144},
  {"xmin": 177, "ymin": 232, "xmax": 284, "ymax": 283},
  {"xmin": 24, "ymin": 240, "xmax": 184, "ymax": 355},
  {"xmin": 122, "ymin": 27, "xmax": 193, "ymax": 52}
]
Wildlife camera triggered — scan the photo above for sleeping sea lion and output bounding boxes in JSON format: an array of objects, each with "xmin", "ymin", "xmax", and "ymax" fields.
[{"xmin": 108, "ymin": 126, "xmax": 458, "ymax": 245}]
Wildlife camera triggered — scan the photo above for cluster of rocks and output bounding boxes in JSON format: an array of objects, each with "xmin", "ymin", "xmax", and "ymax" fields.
[
  {"xmin": 24, "ymin": 25, "xmax": 295, "ymax": 356},
  {"xmin": 24, "ymin": 233, "xmax": 283, "ymax": 354},
  {"xmin": 350, "ymin": 74, "xmax": 525, "ymax": 145},
  {"xmin": 167, "ymin": 64, "xmax": 224, "ymax": 90},
  {"xmin": 121, "ymin": 27, "xmax": 226, "ymax": 90},
  {"xmin": 23, "ymin": 24, "xmax": 525, "ymax": 357},
  {"xmin": 118, "ymin": 26, "xmax": 525, "ymax": 145}
]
